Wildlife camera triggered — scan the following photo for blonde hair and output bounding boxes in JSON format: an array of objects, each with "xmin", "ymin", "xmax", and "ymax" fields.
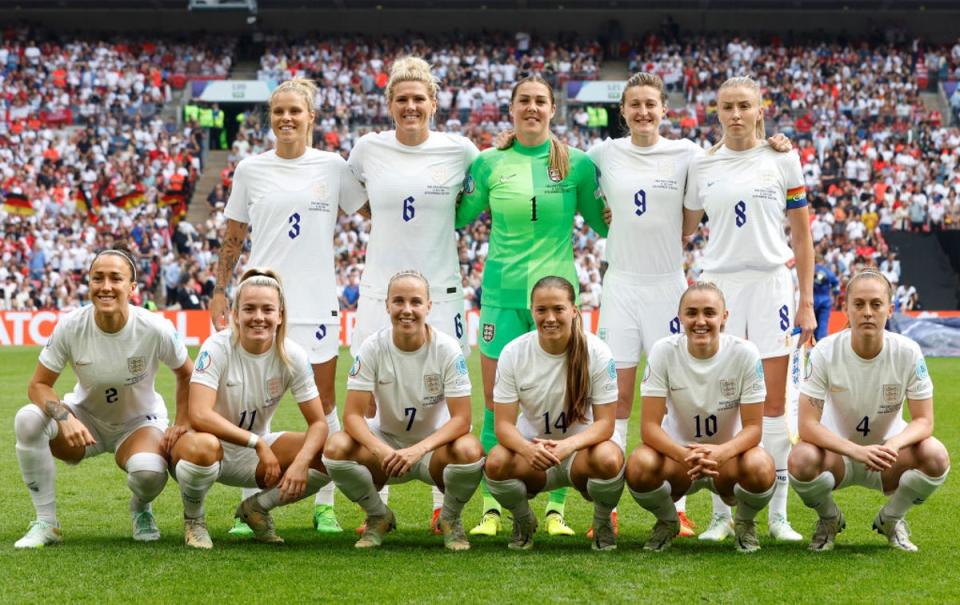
[
  {"xmin": 709, "ymin": 76, "xmax": 766, "ymax": 154},
  {"xmin": 386, "ymin": 56, "xmax": 438, "ymax": 104},
  {"xmin": 845, "ymin": 268, "xmax": 893, "ymax": 304},
  {"xmin": 503, "ymin": 75, "xmax": 570, "ymax": 181},
  {"xmin": 269, "ymin": 78, "xmax": 318, "ymax": 147},
  {"xmin": 386, "ymin": 269, "xmax": 432, "ymax": 343},
  {"xmin": 232, "ymin": 267, "xmax": 292, "ymax": 370},
  {"xmin": 677, "ymin": 281, "xmax": 727, "ymax": 314}
]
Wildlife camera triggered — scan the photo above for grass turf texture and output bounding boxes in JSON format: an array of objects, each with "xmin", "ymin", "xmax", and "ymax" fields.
[{"xmin": 0, "ymin": 346, "xmax": 956, "ymax": 604}]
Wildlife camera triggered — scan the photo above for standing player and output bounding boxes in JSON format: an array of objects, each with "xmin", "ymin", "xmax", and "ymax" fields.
[
  {"xmin": 626, "ymin": 282, "xmax": 776, "ymax": 553},
  {"xmin": 457, "ymin": 75, "xmax": 609, "ymax": 537},
  {"xmin": 483, "ymin": 276, "xmax": 623, "ymax": 551},
  {"xmin": 211, "ymin": 78, "xmax": 366, "ymax": 534},
  {"xmin": 172, "ymin": 269, "xmax": 333, "ymax": 549},
  {"xmin": 323, "ymin": 271, "xmax": 484, "ymax": 550},
  {"xmin": 14, "ymin": 246, "xmax": 193, "ymax": 548},
  {"xmin": 813, "ymin": 254, "xmax": 839, "ymax": 341},
  {"xmin": 789, "ymin": 270, "xmax": 950, "ymax": 551},
  {"xmin": 683, "ymin": 76, "xmax": 816, "ymax": 541},
  {"xmin": 347, "ymin": 57, "xmax": 480, "ymax": 532}
]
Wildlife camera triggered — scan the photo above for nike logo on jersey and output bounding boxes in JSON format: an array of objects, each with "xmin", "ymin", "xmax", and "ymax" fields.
[
  {"xmin": 669, "ymin": 385, "xmax": 687, "ymax": 391},
  {"xmin": 519, "ymin": 385, "xmax": 535, "ymax": 391},
  {"xmin": 226, "ymin": 381, "xmax": 240, "ymax": 387},
  {"xmin": 499, "ymin": 173, "xmax": 518, "ymax": 184},
  {"xmin": 75, "ymin": 360, "xmax": 92, "ymax": 366},
  {"xmin": 378, "ymin": 378, "xmax": 393, "ymax": 385},
  {"xmin": 706, "ymin": 181, "xmax": 717, "ymax": 188}
]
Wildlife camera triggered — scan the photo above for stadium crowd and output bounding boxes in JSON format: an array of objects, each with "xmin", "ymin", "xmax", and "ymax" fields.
[{"xmin": 4, "ymin": 31, "xmax": 960, "ymax": 315}]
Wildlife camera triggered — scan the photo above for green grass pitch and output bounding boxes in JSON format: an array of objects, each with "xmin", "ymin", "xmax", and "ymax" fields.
[{"xmin": 0, "ymin": 346, "xmax": 956, "ymax": 603}]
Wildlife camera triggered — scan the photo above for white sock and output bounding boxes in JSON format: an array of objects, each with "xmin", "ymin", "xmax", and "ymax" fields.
[
  {"xmin": 14, "ymin": 404, "xmax": 59, "ymax": 525},
  {"xmin": 380, "ymin": 484, "xmax": 390, "ymax": 504},
  {"xmin": 734, "ymin": 482, "xmax": 776, "ymax": 522},
  {"xmin": 587, "ymin": 469, "xmax": 625, "ymax": 524},
  {"xmin": 789, "ymin": 471, "xmax": 838, "ymax": 519},
  {"xmin": 881, "ymin": 467, "xmax": 950, "ymax": 519},
  {"xmin": 314, "ymin": 410, "xmax": 342, "ymax": 507},
  {"xmin": 675, "ymin": 495, "xmax": 686, "ymax": 514},
  {"xmin": 126, "ymin": 452, "xmax": 168, "ymax": 514},
  {"xmin": 258, "ymin": 469, "xmax": 330, "ymax": 511},
  {"xmin": 175, "ymin": 460, "xmax": 219, "ymax": 519},
  {"xmin": 629, "ymin": 481, "xmax": 677, "ymax": 522},
  {"xmin": 440, "ymin": 460, "xmax": 484, "ymax": 520},
  {"xmin": 485, "ymin": 476, "xmax": 532, "ymax": 521},
  {"xmin": 323, "ymin": 457, "xmax": 386, "ymax": 517},
  {"xmin": 712, "ymin": 492, "xmax": 732, "ymax": 518},
  {"xmin": 762, "ymin": 415, "xmax": 791, "ymax": 519},
  {"xmin": 241, "ymin": 487, "xmax": 260, "ymax": 500},
  {"xmin": 432, "ymin": 485, "xmax": 444, "ymax": 511}
]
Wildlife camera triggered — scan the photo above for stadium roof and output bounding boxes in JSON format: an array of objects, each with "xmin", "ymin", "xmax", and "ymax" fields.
[{"xmin": 1, "ymin": 0, "xmax": 958, "ymax": 9}]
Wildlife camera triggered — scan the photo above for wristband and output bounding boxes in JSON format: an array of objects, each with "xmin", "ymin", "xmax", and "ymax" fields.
[{"xmin": 246, "ymin": 433, "xmax": 259, "ymax": 449}]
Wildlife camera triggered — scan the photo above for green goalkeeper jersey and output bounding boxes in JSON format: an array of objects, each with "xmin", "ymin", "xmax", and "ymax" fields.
[{"xmin": 456, "ymin": 139, "xmax": 609, "ymax": 309}]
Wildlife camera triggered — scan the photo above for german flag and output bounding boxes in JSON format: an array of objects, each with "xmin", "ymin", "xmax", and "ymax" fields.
[
  {"xmin": 111, "ymin": 189, "xmax": 146, "ymax": 210},
  {"xmin": 3, "ymin": 191, "xmax": 33, "ymax": 216},
  {"xmin": 158, "ymin": 189, "xmax": 187, "ymax": 208},
  {"xmin": 73, "ymin": 188, "xmax": 99, "ymax": 223}
]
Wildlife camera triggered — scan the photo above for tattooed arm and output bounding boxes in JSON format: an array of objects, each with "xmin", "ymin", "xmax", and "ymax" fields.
[
  {"xmin": 209, "ymin": 219, "xmax": 247, "ymax": 331},
  {"xmin": 27, "ymin": 362, "xmax": 96, "ymax": 448}
]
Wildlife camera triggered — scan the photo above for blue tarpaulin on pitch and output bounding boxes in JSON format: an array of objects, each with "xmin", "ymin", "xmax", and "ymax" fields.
[{"xmin": 890, "ymin": 314, "xmax": 960, "ymax": 357}]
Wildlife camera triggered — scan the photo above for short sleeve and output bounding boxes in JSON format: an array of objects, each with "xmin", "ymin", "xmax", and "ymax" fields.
[
  {"xmin": 799, "ymin": 343, "xmax": 829, "ymax": 400},
  {"xmin": 492, "ymin": 343, "xmax": 519, "ymax": 404},
  {"xmin": 346, "ymin": 335, "xmax": 379, "ymax": 392},
  {"xmin": 640, "ymin": 339, "xmax": 670, "ymax": 398},
  {"xmin": 156, "ymin": 316, "xmax": 188, "ymax": 370},
  {"xmin": 574, "ymin": 151, "xmax": 608, "ymax": 238},
  {"xmin": 337, "ymin": 156, "xmax": 367, "ymax": 215},
  {"xmin": 780, "ymin": 150, "xmax": 808, "ymax": 210},
  {"xmin": 443, "ymin": 347, "xmax": 472, "ymax": 398},
  {"xmin": 585, "ymin": 138, "xmax": 608, "ymax": 169},
  {"xmin": 588, "ymin": 342, "xmax": 618, "ymax": 405},
  {"xmin": 738, "ymin": 344, "xmax": 767, "ymax": 405},
  {"xmin": 191, "ymin": 337, "xmax": 226, "ymax": 391},
  {"xmin": 905, "ymin": 344, "xmax": 934, "ymax": 400},
  {"xmin": 346, "ymin": 137, "xmax": 366, "ymax": 184},
  {"xmin": 38, "ymin": 318, "xmax": 70, "ymax": 373},
  {"xmin": 224, "ymin": 159, "xmax": 250, "ymax": 224},
  {"xmin": 461, "ymin": 136, "xmax": 481, "ymax": 168},
  {"xmin": 288, "ymin": 343, "xmax": 320, "ymax": 403},
  {"xmin": 683, "ymin": 157, "xmax": 703, "ymax": 211}
]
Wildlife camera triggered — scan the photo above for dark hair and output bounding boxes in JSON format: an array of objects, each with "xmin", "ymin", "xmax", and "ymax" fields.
[
  {"xmin": 90, "ymin": 243, "xmax": 137, "ymax": 282},
  {"xmin": 508, "ymin": 75, "xmax": 570, "ymax": 181},
  {"xmin": 530, "ymin": 276, "xmax": 589, "ymax": 425}
]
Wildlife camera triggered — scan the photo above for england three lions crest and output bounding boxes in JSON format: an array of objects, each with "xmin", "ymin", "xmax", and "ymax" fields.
[
  {"xmin": 127, "ymin": 356, "xmax": 146, "ymax": 375},
  {"xmin": 719, "ymin": 379, "xmax": 738, "ymax": 399},
  {"xmin": 431, "ymin": 166, "xmax": 448, "ymax": 184},
  {"xmin": 423, "ymin": 373, "xmax": 442, "ymax": 396}
]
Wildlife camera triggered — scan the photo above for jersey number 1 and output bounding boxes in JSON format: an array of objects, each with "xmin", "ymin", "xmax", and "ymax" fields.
[{"xmin": 530, "ymin": 196, "xmax": 538, "ymax": 222}]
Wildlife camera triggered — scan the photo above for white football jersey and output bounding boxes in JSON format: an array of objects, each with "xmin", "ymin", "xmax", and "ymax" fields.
[
  {"xmin": 190, "ymin": 330, "xmax": 318, "ymax": 436},
  {"xmin": 347, "ymin": 327, "xmax": 471, "ymax": 444},
  {"xmin": 39, "ymin": 305, "xmax": 188, "ymax": 425},
  {"xmin": 641, "ymin": 333, "xmax": 766, "ymax": 445},
  {"xmin": 800, "ymin": 329, "xmax": 933, "ymax": 445},
  {"xmin": 588, "ymin": 137, "xmax": 701, "ymax": 277},
  {"xmin": 225, "ymin": 148, "xmax": 366, "ymax": 325},
  {"xmin": 347, "ymin": 131, "xmax": 479, "ymax": 302},
  {"xmin": 684, "ymin": 145, "xmax": 807, "ymax": 273},
  {"xmin": 494, "ymin": 331, "xmax": 618, "ymax": 440}
]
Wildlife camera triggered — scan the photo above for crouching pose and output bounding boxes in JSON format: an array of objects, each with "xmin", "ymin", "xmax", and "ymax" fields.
[
  {"xmin": 14, "ymin": 246, "xmax": 192, "ymax": 548},
  {"xmin": 626, "ymin": 282, "xmax": 776, "ymax": 553},
  {"xmin": 171, "ymin": 268, "xmax": 332, "ymax": 549},
  {"xmin": 323, "ymin": 271, "xmax": 483, "ymax": 551},
  {"xmin": 483, "ymin": 276, "xmax": 623, "ymax": 551},
  {"xmin": 789, "ymin": 269, "xmax": 950, "ymax": 552}
]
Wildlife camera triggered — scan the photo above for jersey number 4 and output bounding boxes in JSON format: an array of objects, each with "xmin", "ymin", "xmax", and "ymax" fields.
[{"xmin": 856, "ymin": 416, "xmax": 871, "ymax": 437}]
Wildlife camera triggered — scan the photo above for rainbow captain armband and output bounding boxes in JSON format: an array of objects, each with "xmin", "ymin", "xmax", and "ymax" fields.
[{"xmin": 786, "ymin": 186, "xmax": 808, "ymax": 209}]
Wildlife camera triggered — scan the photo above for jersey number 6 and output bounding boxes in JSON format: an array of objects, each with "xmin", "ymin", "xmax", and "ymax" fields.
[{"xmin": 403, "ymin": 196, "xmax": 415, "ymax": 222}]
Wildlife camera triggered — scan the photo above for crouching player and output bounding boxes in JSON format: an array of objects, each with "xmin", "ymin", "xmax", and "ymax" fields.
[
  {"xmin": 323, "ymin": 271, "xmax": 483, "ymax": 551},
  {"xmin": 171, "ymin": 268, "xmax": 332, "ymax": 549},
  {"xmin": 789, "ymin": 269, "xmax": 950, "ymax": 552},
  {"xmin": 626, "ymin": 282, "xmax": 776, "ymax": 553},
  {"xmin": 483, "ymin": 276, "xmax": 624, "ymax": 551}
]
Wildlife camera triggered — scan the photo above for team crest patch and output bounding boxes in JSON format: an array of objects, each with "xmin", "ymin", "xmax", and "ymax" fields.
[
  {"xmin": 882, "ymin": 384, "xmax": 901, "ymax": 406},
  {"xmin": 720, "ymin": 379, "xmax": 738, "ymax": 399},
  {"xmin": 803, "ymin": 355, "xmax": 813, "ymax": 380},
  {"xmin": 424, "ymin": 373, "xmax": 442, "ymax": 396},
  {"xmin": 267, "ymin": 377, "xmax": 282, "ymax": 399},
  {"xmin": 916, "ymin": 358, "xmax": 929, "ymax": 380},
  {"xmin": 756, "ymin": 360, "xmax": 765, "ymax": 381},
  {"xmin": 598, "ymin": 328, "xmax": 608, "ymax": 341},
  {"xmin": 432, "ymin": 166, "xmax": 448, "ymax": 184},
  {"xmin": 548, "ymin": 167, "xmax": 562, "ymax": 182},
  {"xmin": 195, "ymin": 351, "xmax": 211, "ymax": 373},
  {"xmin": 607, "ymin": 359, "xmax": 617, "ymax": 380},
  {"xmin": 482, "ymin": 323, "xmax": 496, "ymax": 343},
  {"xmin": 641, "ymin": 364, "xmax": 651, "ymax": 383},
  {"xmin": 313, "ymin": 181, "xmax": 328, "ymax": 200},
  {"xmin": 456, "ymin": 356, "xmax": 468, "ymax": 376},
  {"xmin": 463, "ymin": 174, "xmax": 475, "ymax": 194},
  {"xmin": 127, "ymin": 356, "xmax": 145, "ymax": 375},
  {"xmin": 348, "ymin": 355, "xmax": 361, "ymax": 377}
]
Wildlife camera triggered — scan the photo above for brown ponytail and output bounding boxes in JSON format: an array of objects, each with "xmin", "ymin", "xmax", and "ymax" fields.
[{"xmin": 531, "ymin": 276, "xmax": 590, "ymax": 425}]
